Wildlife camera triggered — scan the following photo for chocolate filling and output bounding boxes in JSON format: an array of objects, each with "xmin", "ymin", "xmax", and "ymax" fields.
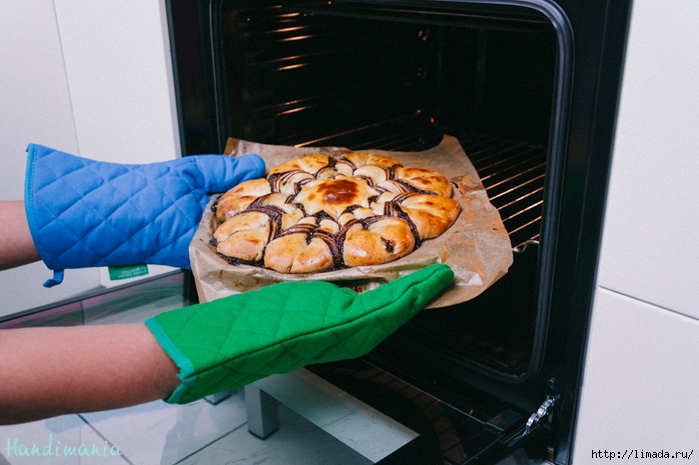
[
  {"xmin": 279, "ymin": 222, "xmax": 316, "ymax": 239},
  {"xmin": 213, "ymin": 154, "xmax": 448, "ymax": 272},
  {"xmin": 391, "ymin": 180, "xmax": 437, "ymax": 196},
  {"xmin": 313, "ymin": 229, "xmax": 342, "ymax": 268},
  {"xmin": 382, "ymin": 237, "xmax": 395, "ymax": 253},
  {"xmin": 381, "ymin": 196, "xmax": 423, "ymax": 246},
  {"xmin": 245, "ymin": 205, "xmax": 284, "ymax": 243}
]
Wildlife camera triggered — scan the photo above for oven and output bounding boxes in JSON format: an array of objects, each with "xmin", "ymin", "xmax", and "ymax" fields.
[{"xmin": 165, "ymin": 1, "xmax": 632, "ymax": 463}]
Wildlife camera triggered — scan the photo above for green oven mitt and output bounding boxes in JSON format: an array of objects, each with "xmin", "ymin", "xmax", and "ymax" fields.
[{"xmin": 145, "ymin": 264, "xmax": 453, "ymax": 404}]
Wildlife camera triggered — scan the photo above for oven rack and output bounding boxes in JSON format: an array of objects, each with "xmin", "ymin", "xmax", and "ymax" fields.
[
  {"xmin": 459, "ymin": 134, "xmax": 546, "ymax": 251},
  {"xmin": 290, "ymin": 126, "xmax": 546, "ymax": 251}
]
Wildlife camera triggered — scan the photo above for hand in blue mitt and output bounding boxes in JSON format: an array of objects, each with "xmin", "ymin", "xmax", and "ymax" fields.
[{"xmin": 24, "ymin": 144, "xmax": 265, "ymax": 286}]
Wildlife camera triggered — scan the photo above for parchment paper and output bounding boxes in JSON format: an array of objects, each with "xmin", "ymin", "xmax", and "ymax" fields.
[{"xmin": 189, "ymin": 135, "xmax": 513, "ymax": 308}]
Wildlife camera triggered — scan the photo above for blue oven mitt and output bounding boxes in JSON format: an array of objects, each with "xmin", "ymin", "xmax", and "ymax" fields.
[
  {"xmin": 146, "ymin": 264, "xmax": 454, "ymax": 404},
  {"xmin": 24, "ymin": 144, "xmax": 265, "ymax": 287}
]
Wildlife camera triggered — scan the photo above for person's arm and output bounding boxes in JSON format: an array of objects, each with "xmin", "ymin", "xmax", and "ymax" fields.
[
  {"xmin": 0, "ymin": 201, "xmax": 181, "ymax": 424},
  {"xmin": 0, "ymin": 266, "xmax": 453, "ymax": 426},
  {"xmin": 0, "ymin": 324, "xmax": 180, "ymax": 425},
  {"xmin": 0, "ymin": 200, "xmax": 40, "ymax": 270}
]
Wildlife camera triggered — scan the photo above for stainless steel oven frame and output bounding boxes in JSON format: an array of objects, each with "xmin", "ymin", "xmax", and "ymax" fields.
[{"xmin": 164, "ymin": 1, "xmax": 632, "ymax": 462}]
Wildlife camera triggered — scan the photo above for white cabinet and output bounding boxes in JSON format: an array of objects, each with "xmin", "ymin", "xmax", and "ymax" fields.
[
  {"xmin": 0, "ymin": 1, "xmax": 179, "ymax": 316},
  {"xmin": 574, "ymin": 290, "xmax": 699, "ymax": 461},
  {"xmin": 52, "ymin": 0, "xmax": 180, "ymax": 163},
  {"xmin": 593, "ymin": 0, "xmax": 699, "ymax": 320},
  {"xmin": 574, "ymin": 1, "xmax": 699, "ymax": 460},
  {"xmin": 0, "ymin": 0, "xmax": 79, "ymax": 199}
]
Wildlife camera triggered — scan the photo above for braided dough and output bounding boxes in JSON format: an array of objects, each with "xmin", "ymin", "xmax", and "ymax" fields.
[{"xmin": 212, "ymin": 153, "xmax": 461, "ymax": 274}]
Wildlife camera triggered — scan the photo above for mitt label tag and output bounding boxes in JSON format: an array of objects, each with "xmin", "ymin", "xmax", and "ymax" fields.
[{"xmin": 108, "ymin": 264, "xmax": 149, "ymax": 281}]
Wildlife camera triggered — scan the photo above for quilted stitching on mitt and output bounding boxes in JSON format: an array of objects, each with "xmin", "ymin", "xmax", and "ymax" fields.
[
  {"xmin": 146, "ymin": 264, "xmax": 454, "ymax": 404},
  {"xmin": 24, "ymin": 144, "xmax": 265, "ymax": 271}
]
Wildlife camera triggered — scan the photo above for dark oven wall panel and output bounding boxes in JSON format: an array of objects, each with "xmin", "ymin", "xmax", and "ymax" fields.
[
  {"xmin": 218, "ymin": 3, "xmax": 444, "ymax": 148},
  {"xmin": 211, "ymin": 2, "xmax": 556, "ymax": 151}
]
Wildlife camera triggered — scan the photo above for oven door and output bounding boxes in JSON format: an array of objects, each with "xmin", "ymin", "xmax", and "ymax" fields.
[{"xmin": 246, "ymin": 365, "xmax": 552, "ymax": 465}]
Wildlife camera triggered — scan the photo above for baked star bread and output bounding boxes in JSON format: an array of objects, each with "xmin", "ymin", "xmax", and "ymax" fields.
[{"xmin": 212, "ymin": 153, "xmax": 461, "ymax": 274}]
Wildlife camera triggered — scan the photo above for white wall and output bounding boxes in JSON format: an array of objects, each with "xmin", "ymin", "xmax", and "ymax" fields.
[
  {"xmin": 52, "ymin": 0, "xmax": 181, "ymax": 163},
  {"xmin": 574, "ymin": 1, "xmax": 699, "ymax": 461},
  {"xmin": 0, "ymin": 1, "xmax": 79, "ymax": 199},
  {"xmin": 0, "ymin": 0, "xmax": 180, "ymax": 316}
]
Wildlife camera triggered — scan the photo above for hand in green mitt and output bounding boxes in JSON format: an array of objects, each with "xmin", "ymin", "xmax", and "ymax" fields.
[{"xmin": 145, "ymin": 264, "xmax": 453, "ymax": 404}]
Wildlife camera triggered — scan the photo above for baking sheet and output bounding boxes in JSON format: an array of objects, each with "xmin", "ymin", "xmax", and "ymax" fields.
[{"xmin": 189, "ymin": 135, "xmax": 513, "ymax": 308}]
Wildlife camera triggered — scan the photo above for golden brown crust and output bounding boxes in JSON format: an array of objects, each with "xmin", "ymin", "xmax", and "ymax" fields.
[
  {"xmin": 216, "ymin": 178, "xmax": 271, "ymax": 222},
  {"xmin": 294, "ymin": 177, "xmax": 380, "ymax": 218},
  {"xmin": 215, "ymin": 211, "xmax": 274, "ymax": 262},
  {"xmin": 342, "ymin": 217, "xmax": 416, "ymax": 267},
  {"xmin": 263, "ymin": 217, "xmax": 340, "ymax": 273},
  {"xmin": 343, "ymin": 152, "xmax": 401, "ymax": 169},
  {"xmin": 290, "ymin": 237, "xmax": 336, "ymax": 274},
  {"xmin": 385, "ymin": 167, "xmax": 452, "ymax": 197},
  {"xmin": 213, "ymin": 151, "xmax": 460, "ymax": 273},
  {"xmin": 264, "ymin": 232, "xmax": 312, "ymax": 273},
  {"xmin": 392, "ymin": 193, "xmax": 461, "ymax": 240},
  {"xmin": 268, "ymin": 155, "xmax": 331, "ymax": 176}
]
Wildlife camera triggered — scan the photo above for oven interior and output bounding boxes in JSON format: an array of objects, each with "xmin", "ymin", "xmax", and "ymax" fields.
[{"xmin": 171, "ymin": 1, "xmax": 565, "ymax": 462}]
